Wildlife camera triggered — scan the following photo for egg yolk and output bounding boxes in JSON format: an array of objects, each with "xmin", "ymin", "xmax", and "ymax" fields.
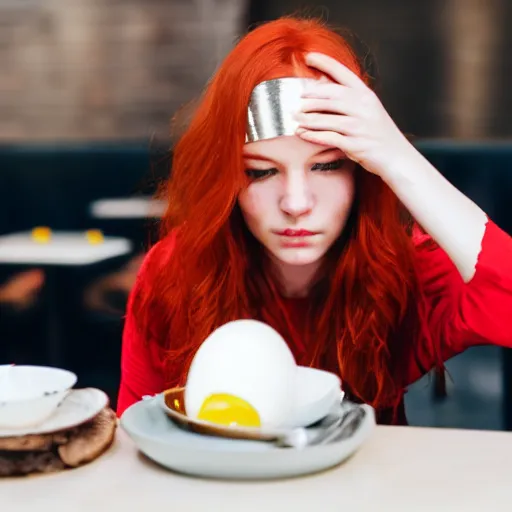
[{"xmin": 197, "ymin": 393, "xmax": 261, "ymax": 427}]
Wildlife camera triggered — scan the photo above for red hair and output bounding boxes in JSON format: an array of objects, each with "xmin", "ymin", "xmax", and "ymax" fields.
[{"xmin": 134, "ymin": 17, "xmax": 436, "ymax": 412}]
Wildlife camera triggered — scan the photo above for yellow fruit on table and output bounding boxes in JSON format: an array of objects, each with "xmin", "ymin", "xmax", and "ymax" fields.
[
  {"xmin": 31, "ymin": 227, "xmax": 52, "ymax": 244},
  {"xmin": 85, "ymin": 229, "xmax": 104, "ymax": 245}
]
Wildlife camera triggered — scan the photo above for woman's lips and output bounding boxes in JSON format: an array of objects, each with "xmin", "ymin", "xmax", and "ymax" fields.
[
  {"xmin": 275, "ymin": 229, "xmax": 317, "ymax": 237},
  {"xmin": 274, "ymin": 229, "xmax": 318, "ymax": 247}
]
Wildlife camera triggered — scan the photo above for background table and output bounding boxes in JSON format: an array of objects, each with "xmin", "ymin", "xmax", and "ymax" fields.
[
  {"xmin": 0, "ymin": 232, "xmax": 131, "ymax": 266},
  {"xmin": 89, "ymin": 197, "xmax": 166, "ymax": 219},
  {"xmin": 89, "ymin": 197, "xmax": 165, "ymax": 252},
  {"xmin": 2, "ymin": 426, "xmax": 512, "ymax": 511},
  {"xmin": 0, "ymin": 232, "xmax": 132, "ymax": 366}
]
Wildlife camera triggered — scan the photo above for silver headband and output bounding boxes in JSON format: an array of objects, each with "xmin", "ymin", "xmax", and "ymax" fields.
[{"xmin": 246, "ymin": 77, "xmax": 316, "ymax": 143}]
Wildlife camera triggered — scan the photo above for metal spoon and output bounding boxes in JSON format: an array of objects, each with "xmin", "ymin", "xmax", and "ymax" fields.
[{"xmin": 275, "ymin": 404, "xmax": 366, "ymax": 449}]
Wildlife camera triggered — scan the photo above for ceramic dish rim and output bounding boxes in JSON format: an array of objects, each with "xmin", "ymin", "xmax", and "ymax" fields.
[{"xmin": 0, "ymin": 387, "xmax": 109, "ymax": 437}]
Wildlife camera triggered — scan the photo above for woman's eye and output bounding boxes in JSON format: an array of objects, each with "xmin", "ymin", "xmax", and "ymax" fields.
[
  {"xmin": 245, "ymin": 168, "xmax": 278, "ymax": 180},
  {"xmin": 311, "ymin": 158, "xmax": 346, "ymax": 172}
]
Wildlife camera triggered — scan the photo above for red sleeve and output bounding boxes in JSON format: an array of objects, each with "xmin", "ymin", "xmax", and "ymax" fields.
[
  {"xmin": 407, "ymin": 219, "xmax": 512, "ymax": 385},
  {"xmin": 116, "ymin": 234, "xmax": 177, "ymax": 416}
]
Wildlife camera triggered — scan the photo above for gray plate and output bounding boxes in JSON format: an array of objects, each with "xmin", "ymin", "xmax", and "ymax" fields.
[{"xmin": 120, "ymin": 397, "xmax": 375, "ymax": 480}]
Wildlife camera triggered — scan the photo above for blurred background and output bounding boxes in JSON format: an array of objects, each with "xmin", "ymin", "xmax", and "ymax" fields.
[{"xmin": 0, "ymin": 0, "xmax": 510, "ymax": 429}]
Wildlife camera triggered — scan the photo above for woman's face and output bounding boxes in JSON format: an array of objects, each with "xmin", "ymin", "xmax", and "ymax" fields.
[{"xmin": 239, "ymin": 135, "xmax": 355, "ymax": 268}]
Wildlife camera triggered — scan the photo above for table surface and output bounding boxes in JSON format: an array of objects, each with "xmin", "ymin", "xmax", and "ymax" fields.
[
  {"xmin": 89, "ymin": 197, "xmax": 166, "ymax": 219},
  {"xmin": 0, "ymin": 232, "xmax": 132, "ymax": 265},
  {"xmin": 2, "ymin": 426, "xmax": 512, "ymax": 512}
]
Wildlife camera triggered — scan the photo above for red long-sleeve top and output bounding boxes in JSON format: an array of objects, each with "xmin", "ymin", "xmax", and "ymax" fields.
[{"xmin": 117, "ymin": 220, "xmax": 512, "ymax": 424}]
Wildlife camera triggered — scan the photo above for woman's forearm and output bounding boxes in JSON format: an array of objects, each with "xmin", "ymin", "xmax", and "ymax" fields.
[{"xmin": 382, "ymin": 146, "xmax": 488, "ymax": 282}]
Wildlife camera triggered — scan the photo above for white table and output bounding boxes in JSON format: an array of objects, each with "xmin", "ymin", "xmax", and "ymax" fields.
[
  {"xmin": 89, "ymin": 197, "xmax": 166, "ymax": 219},
  {"xmin": 0, "ymin": 231, "xmax": 133, "ymax": 365},
  {"xmin": 0, "ymin": 232, "xmax": 132, "ymax": 266},
  {"xmin": 2, "ymin": 426, "xmax": 512, "ymax": 511}
]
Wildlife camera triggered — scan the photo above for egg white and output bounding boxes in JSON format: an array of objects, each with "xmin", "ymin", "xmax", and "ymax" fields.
[{"xmin": 184, "ymin": 319, "xmax": 298, "ymax": 428}]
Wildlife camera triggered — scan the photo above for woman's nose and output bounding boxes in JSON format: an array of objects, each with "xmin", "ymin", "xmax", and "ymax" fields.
[{"xmin": 279, "ymin": 174, "xmax": 314, "ymax": 218}]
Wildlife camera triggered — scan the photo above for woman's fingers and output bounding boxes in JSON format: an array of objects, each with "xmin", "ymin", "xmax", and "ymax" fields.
[
  {"xmin": 305, "ymin": 52, "xmax": 368, "ymax": 90},
  {"xmin": 296, "ymin": 112, "xmax": 359, "ymax": 136},
  {"xmin": 300, "ymin": 96, "xmax": 359, "ymax": 117}
]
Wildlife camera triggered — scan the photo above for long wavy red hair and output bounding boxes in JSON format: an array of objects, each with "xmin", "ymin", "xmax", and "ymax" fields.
[{"xmin": 133, "ymin": 16, "xmax": 438, "ymax": 413}]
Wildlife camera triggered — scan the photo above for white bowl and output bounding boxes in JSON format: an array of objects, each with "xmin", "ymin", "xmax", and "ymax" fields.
[
  {"xmin": 0, "ymin": 365, "xmax": 77, "ymax": 429},
  {"xmin": 288, "ymin": 366, "xmax": 343, "ymax": 427}
]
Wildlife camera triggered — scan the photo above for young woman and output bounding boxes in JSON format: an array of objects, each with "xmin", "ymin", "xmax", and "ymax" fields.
[{"xmin": 117, "ymin": 17, "xmax": 512, "ymax": 424}]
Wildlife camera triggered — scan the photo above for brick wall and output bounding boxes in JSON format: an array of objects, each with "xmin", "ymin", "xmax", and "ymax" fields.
[
  {"xmin": 257, "ymin": 0, "xmax": 512, "ymax": 139},
  {"xmin": 0, "ymin": 0, "xmax": 247, "ymax": 142}
]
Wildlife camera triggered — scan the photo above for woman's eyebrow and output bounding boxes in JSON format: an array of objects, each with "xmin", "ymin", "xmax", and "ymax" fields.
[
  {"xmin": 314, "ymin": 147, "xmax": 347, "ymax": 159},
  {"xmin": 243, "ymin": 147, "xmax": 342, "ymax": 161},
  {"xmin": 242, "ymin": 153, "xmax": 273, "ymax": 161},
  {"xmin": 315, "ymin": 147, "xmax": 339, "ymax": 156}
]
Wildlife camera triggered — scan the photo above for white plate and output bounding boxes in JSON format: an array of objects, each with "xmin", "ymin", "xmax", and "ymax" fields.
[
  {"xmin": 0, "ymin": 388, "xmax": 109, "ymax": 437},
  {"xmin": 121, "ymin": 397, "xmax": 375, "ymax": 480}
]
